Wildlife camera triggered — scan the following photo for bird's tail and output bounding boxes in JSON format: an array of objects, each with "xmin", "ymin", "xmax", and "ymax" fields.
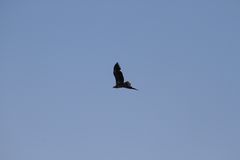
[{"xmin": 124, "ymin": 81, "xmax": 138, "ymax": 90}]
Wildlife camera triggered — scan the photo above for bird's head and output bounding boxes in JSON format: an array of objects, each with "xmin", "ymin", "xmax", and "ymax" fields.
[{"xmin": 113, "ymin": 84, "xmax": 121, "ymax": 88}]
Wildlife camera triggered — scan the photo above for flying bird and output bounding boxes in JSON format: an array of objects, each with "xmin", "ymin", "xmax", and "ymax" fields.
[{"xmin": 113, "ymin": 62, "xmax": 138, "ymax": 90}]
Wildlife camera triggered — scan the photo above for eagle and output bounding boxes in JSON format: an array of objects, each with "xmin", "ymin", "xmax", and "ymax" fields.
[{"xmin": 113, "ymin": 62, "xmax": 137, "ymax": 90}]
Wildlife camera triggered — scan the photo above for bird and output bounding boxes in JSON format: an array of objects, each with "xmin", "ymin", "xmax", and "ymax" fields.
[{"xmin": 113, "ymin": 62, "xmax": 138, "ymax": 90}]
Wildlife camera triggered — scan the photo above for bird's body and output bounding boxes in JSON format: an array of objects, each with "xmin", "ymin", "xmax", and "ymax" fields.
[{"xmin": 113, "ymin": 62, "xmax": 137, "ymax": 90}]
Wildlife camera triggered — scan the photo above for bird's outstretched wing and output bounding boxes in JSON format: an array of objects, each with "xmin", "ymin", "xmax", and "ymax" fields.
[{"xmin": 113, "ymin": 62, "xmax": 124, "ymax": 85}]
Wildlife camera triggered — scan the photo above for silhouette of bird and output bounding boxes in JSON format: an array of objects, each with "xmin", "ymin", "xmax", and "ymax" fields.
[{"xmin": 113, "ymin": 62, "xmax": 137, "ymax": 90}]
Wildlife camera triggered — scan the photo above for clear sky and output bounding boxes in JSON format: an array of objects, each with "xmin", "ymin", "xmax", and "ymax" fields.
[{"xmin": 1, "ymin": 0, "xmax": 240, "ymax": 160}]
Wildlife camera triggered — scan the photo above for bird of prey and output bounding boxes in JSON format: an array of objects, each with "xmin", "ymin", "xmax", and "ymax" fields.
[{"xmin": 113, "ymin": 62, "xmax": 138, "ymax": 90}]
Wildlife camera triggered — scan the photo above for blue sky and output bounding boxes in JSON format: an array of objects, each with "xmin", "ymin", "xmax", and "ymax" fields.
[{"xmin": 1, "ymin": 0, "xmax": 240, "ymax": 160}]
